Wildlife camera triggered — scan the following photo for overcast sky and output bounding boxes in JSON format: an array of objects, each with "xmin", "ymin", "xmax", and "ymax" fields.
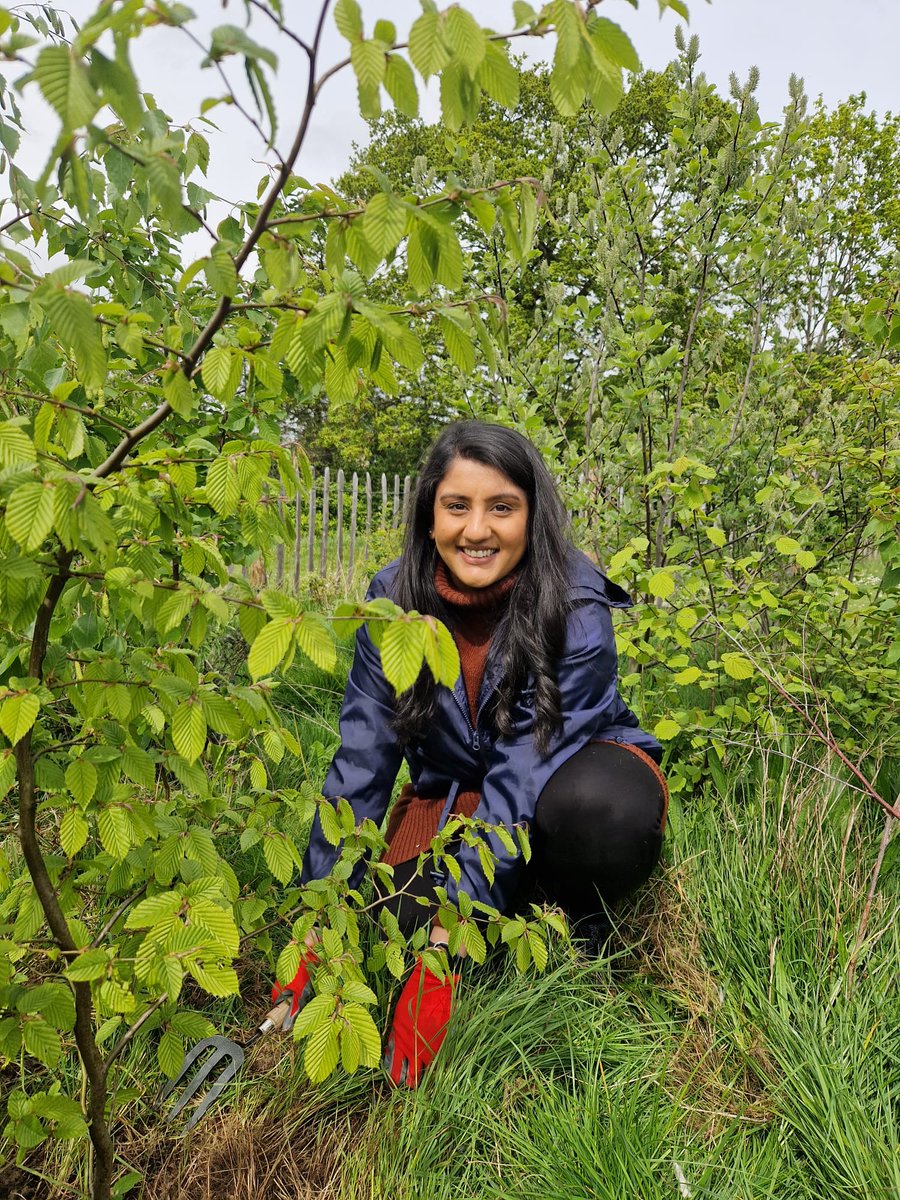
[{"xmin": 9, "ymin": 0, "xmax": 898, "ymax": 210}]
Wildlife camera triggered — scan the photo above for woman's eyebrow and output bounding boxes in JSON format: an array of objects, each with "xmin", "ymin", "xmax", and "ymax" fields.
[{"xmin": 437, "ymin": 492, "xmax": 523, "ymax": 502}]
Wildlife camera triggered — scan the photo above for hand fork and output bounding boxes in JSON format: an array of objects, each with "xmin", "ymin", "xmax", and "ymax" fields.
[{"xmin": 158, "ymin": 976, "xmax": 303, "ymax": 1131}]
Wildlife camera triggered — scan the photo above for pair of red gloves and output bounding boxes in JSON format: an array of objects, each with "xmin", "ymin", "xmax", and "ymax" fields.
[{"xmin": 274, "ymin": 952, "xmax": 458, "ymax": 1088}]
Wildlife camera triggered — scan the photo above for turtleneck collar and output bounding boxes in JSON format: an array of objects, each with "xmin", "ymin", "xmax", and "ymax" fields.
[{"xmin": 434, "ymin": 558, "xmax": 519, "ymax": 609}]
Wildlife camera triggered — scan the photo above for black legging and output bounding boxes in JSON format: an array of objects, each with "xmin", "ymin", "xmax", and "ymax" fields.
[{"xmin": 378, "ymin": 740, "xmax": 667, "ymax": 936}]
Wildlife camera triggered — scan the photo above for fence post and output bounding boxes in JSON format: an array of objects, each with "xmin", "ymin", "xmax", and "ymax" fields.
[
  {"xmin": 365, "ymin": 472, "xmax": 372, "ymax": 560},
  {"xmin": 392, "ymin": 473, "xmax": 400, "ymax": 528},
  {"xmin": 306, "ymin": 469, "xmax": 316, "ymax": 575},
  {"xmin": 380, "ymin": 472, "xmax": 388, "ymax": 529},
  {"xmin": 402, "ymin": 474, "xmax": 411, "ymax": 524},
  {"xmin": 320, "ymin": 465, "xmax": 330, "ymax": 575},
  {"xmin": 349, "ymin": 471, "xmax": 358, "ymax": 579}
]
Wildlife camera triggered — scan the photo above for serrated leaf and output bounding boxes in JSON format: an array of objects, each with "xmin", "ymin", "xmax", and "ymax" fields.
[
  {"xmin": 125, "ymin": 891, "xmax": 182, "ymax": 929},
  {"xmin": 5, "ymin": 482, "xmax": 54, "ymax": 552},
  {"xmin": 588, "ymin": 16, "xmax": 641, "ymax": 71},
  {"xmin": 422, "ymin": 618, "xmax": 460, "ymax": 688},
  {"xmin": 205, "ymin": 455, "xmax": 240, "ymax": 518},
  {"xmin": 201, "ymin": 345, "xmax": 242, "ymax": 402},
  {"xmin": 35, "ymin": 45, "xmax": 100, "ymax": 129},
  {"xmin": 673, "ymin": 666, "xmax": 702, "ymax": 685},
  {"xmin": 188, "ymin": 962, "xmax": 239, "ymax": 997},
  {"xmin": 304, "ymin": 1018, "xmax": 340, "ymax": 1083},
  {"xmin": 295, "ymin": 613, "xmax": 337, "ymax": 672},
  {"xmin": 380, "ymin": 618, "xmax": 426, "ymax": 694},
  {"xmin": 439, "ymin": 312, "xmax": 476, "ymax": 372},
  {"xmin": 334, "ymin": 0, "xmax": 363, "ymax": 40},
  {"xmin": 65, "ymin": 757, "xmax": 97, "ymax": 806},
  {"xmin": 653, "ymin": 718, "xmax": 681, "ymax": 741},
  {"xmin": 19, "ymin": 983, "xmax": 75, "ymax": 1031},
  {"xmin": 60, "ymin": 808, "xmax": 89, "ymax": 856},
  {"xmin": 384, "ymin": 54, "xmax": 419, "ymax": 117},
  {"xmin": 342, "ymin": 1002, "xmax": 381, "ymax": 1067},
  {"xmin": 171, "ymin": 699, "xmax": 206, "ymax": 763},
  {"xmin": 705, "ymin": 526, "xmax": 726, "ymax": 548},
  {"xmin": 351, "ymin": 39, "xmax": 386, "ymax": 91},
  {"xmin": 158, "ymin": 1028, "xmax": 185, "ymax": 1078},
  {"xmin": 0, "ymin": 693, "xmax": 40, "ymax": 744},
  {"xmin": 97, "ymin": 805, "xmax": 132, "ymax": 860},
  {"xmin": 721, "ymin": 652, "xmax": 754, "ymax": 681},
  {"xmin": 648, "ymin": 570, "xmax": 675, "ymax": 599},
  {"xmin": 408, "ymin": 10, "xmax": 449, "ymax": 79},
  {"xmin": 445, "ymin": 6, "xmax": 487, "ymax": 75},
  {"xmin": 64, "ymin": 947, "xmax": 109, "ymax": 982},
  {"xmin": 0, "ymin": 421, "xmax": 36, "ymax": 467},
  {"xmin": 775, "ymin": 536, "xmax": 801, "ymax": 555},
  {"xmin": 204, "ymin": 244, "xmax": 238, "ymax": 298},
  {"xmin": 263, "ymin": 832, "xmax": 294, "ymax": 884},
  {"xmin": 363, "ymin": 191, "xmax": 408, "ymax": 259},
  {"xmin": 477, "ymin": 41, "xmax": 520, "ymax": 109},
  {"xmin": 23, "ymin": 1019, "xmax": 62, "ymax": 1067},
  {"xmin": 248, "ymin": 617, "xmax": 293, "ymax": 679},
  {"xmin": 42, "ymin": 288, "xmax": 106, "ymax": 390},
  {"xmin": 164, "ymin": 368, "xmax": 195, "ymax": 418}
]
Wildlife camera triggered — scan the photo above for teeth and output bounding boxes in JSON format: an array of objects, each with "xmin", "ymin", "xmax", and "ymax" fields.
[{"xmin": 462, "ymin": 548, "xmax": 496, "ymax": 558}]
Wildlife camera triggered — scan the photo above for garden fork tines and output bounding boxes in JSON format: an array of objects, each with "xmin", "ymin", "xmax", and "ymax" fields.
[{"xmin": 158, "ymin": 996, "xmax": 292, "ymax": 1131}]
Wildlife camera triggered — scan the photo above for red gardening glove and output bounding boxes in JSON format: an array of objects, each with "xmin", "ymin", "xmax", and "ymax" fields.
[
  {"xmin": 271, "ymin": 951, "xmax": 317, "ymax": 1030},
  {"xmin": 383, "ymin": 958, "xmax": 459, "ymax": 1088}
]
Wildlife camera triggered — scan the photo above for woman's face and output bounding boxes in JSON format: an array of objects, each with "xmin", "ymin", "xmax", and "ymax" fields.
[{"xmin": 431, "ymin": 457, "xmax": 529, "ymax": 590}]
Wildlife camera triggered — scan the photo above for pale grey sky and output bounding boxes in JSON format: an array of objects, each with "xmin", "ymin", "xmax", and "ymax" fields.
[{"xmin": 10, "ymin": 0, "xmax": 898, "ymax": 209}]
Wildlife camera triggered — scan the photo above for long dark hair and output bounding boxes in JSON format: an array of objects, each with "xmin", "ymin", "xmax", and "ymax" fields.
[{"xmin": 392, "ymin": 421, "xmax": 573, "ymax": 755}]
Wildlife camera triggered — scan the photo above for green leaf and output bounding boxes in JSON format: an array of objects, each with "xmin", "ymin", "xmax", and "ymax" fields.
[
  {"xmin": 60, "ymin": 808, "xmax": 89, "ymax": 857},
  {"xmin": 444, "ymin": 6, "xmax": 487, "ymax": 75},
  {"xmin": 334, "ymin": 0, "xmax": 363, "ymax": 40},
  {"xmin": 705, "ymin": 526, "xmax": 727, "ymax": 548},
  {"xmin": 721, "ymin": 653, "xmax": 754, "ymax": 681},
  {"xmin": 171, "ymin": 699, "xmax": 206, "ymax": 763},
  {"xmin": 342, "ymin": 1002, "xmax": 381, "ymax": 1067},
  {"xmin": 23, "ymin": 1019, "xmax": 62, "ymax": 1068},
  {"xmin": 201, "ymin": 345, "xmax": 242, "ymax": 402},
  {"xmin": 42, "ymin": 288, "xmax": 106, "ymax": 391},
  {"xmin": 422, "ymin": 618, "xmax": 460, "ymax": 688},
  {"xmin": 158, "ymin": 1028, "xmax": 185, "ymax": 1078},
  {"xmin": 304, "ymin": 1018, "xmax": 340, "ymax": 1083},
  {"xmin": 64, "ymin": 947, "xmax": 109, "ymax": 982},
  {"xmin": 0, "ymin": 693, "xmax": 40, "ymax": 745},
  {"xmin": 263, "ymin": 832, "xmax": 294, "ymax": 885},
  {"xmin": 380, "ymin": 618, "xmax": 426, "ymax": 694},
  {"xmin": 653, "ymin": 718, "xmax": 681, "ymax": 740},
  {"xmin": 65, "ymin": 757, "xmax": 97, "ymax": 806},
  {"xmin": 384, "ymin": 54, "xmax": 419, "ymax": 118},
  {"xmin": 648, "ymin": 570, "xmax": 675, "ymax": 599},
  {"xmin": 125, "ymin": 891, "xmax": 182, "ymax": 929},
  {"xmin": 188, "ymin": 962, "xmax": 239, "ymax": 997},
  {"xmin": 35, "ymin": 45, "xmax": 100, "ymax": 129},
  {"xmin": 351, "ymin": 39, "xmax": 386, "ymax": 91},
  {"xmin": 477, "ymin": 42, "xmax": 520, "ymax": 109},
  {"xmin": 208, "ymin": 24, "xmax": 277, "ymax": 71},
  {"xmin": 0, "ymin": 421, "xmax": 36, "ymax": 467},
  {"xmin": 408, "ymin": 11, "xmax": 449, "ymax": 79},
  {"xmin": 363, "ymin": 191, "xmax": 408, "ymax": 259},
  {"xmin": 5, "ymin": 482, "xmax": 54, "ymax": 552},
  {"xmin": 204, "ymin": 244, "xmax": 238, "ymax": 298},
  {"xmin": 248, "ymin": 617, "xmax": 293, "ymax": 679},
  {"xmin": 164, "ymin": 368, "xmax": 195, "ymax": 418},
  {"xmin": 775, "ymin": 536, "xmax": 801, "ymax": 555},
  {"xmin": 89, "ymin": 47, "xmax": 143, "ymax": 132},
  {"xmin": 205, "ymin": 454, "xmax": 241, "ymax": 517},
  {"xmin": 673, "ymin": 666, "xmax": 702, "ymax": 685},
  {"xmin": 295, "ymin": 613, "xmax": 337, "ymax": 672},
  {"xmin": 439, "ymin": 312, "xmax": 476, "ymax": 372},
  {"xmin": 97, "ymin": 805, "xmax": 132, "ymax": 860},
  {"xmin": 19, "ymin": 983, "xmax": 75, "ymax": 1031},
  {"xmin": 588, "ymin": 16, "xmax": 641, "ymax": 71}
]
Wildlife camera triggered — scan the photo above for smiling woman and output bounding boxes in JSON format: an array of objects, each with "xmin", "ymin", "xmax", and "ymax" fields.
[{"xmin": 295, "ymin": 421, "xmax": 669, "ymax": 1088}]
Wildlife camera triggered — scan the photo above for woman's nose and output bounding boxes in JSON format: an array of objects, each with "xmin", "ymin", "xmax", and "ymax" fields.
[{"xmin": 463, "ymin": 508, "xmax": 489, "ymax": 540}]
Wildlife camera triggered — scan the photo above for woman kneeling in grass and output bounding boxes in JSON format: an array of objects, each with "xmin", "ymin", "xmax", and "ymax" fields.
[{"xmin": 294, "ymin": 421, "xmax": 667, "ymax": 1087}]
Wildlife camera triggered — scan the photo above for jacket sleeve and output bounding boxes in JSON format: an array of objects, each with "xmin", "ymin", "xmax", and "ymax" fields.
[
  {"xmin": 300, "ymin": 619, "xmax": 403, "ymax": 885},
  {"xmin": 445, "ymin": 598, "xmax": 624, "ymax": 912}
]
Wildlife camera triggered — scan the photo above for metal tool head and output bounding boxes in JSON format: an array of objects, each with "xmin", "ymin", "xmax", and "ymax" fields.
[{"xmin": 158, "ymin": 1035, "xmax": 246, "ymax": 1131}]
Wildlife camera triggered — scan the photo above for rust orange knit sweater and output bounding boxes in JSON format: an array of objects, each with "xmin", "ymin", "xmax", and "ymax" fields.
[{"xmin": 381, "ymin": 562, "xmax": 518, "ymax": 867}]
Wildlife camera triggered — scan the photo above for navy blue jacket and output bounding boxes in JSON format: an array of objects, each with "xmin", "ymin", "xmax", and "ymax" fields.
[{"xmin": 301, "ymin": 552, "xmax": 661, "ymax": 911}]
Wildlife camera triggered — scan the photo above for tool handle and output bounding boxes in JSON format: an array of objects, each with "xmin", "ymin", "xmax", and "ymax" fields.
[{"xmin": 257, "ymin": 998, "xmax": 291, "ymax": 1036}]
